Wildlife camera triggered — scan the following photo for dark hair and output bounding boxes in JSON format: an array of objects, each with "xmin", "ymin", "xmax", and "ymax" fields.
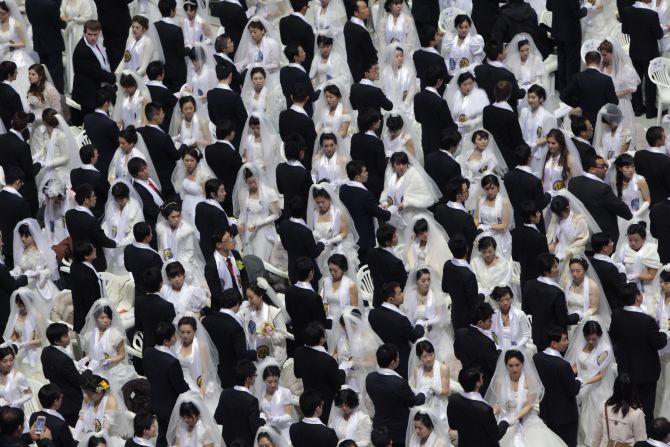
[
  {"xmin": 79, "ymin": 144, "xmax": 97, "ymax": 164},
  {"xmin": 0, "ymin": 346, "xmax": 15, "ymax": 362},
  {"xmin": 4, "ymin": 166, "xmax": 25, "ymax": 185},
  {"xmin": 0, "ymin": 60, "xmax": 17, "ymax": 81},
  {"xmin": 546, "ymin": 326, "xmax": 567, "ymax": 346},
  {"xmin": 527, "ymin": 84, "xmax": 546, "ymax": 101},
  {"xmin": 83, "ymin": 19, "xmax": 102, "ymax": 33},
  {"xmin": 155, "ymin": 321, "xmax": 176, "ymax": 345},
  {"xmin": 514, "ymin": 143, "xmax": 531, "ymax": 165},
  {"xmin": 299, "ymin": 389, "xmax": 323, "ymax": 417},
  {"xmin": 133, "ymin": 412, "xmax": 156, "ymax": 437},
  {"xmin": 87, "ymin": 436, "xmax": 108, "ymax": 447},
  {"xmin": 304, "ymin": 321, "xmax": 326, "ymax": 346},
  {"xmin": 480, "ymin": 173, "xmax": 500, "ymax": 191},
  {"xmin": 376, "ymin": 223, "xmax": 396, "ymax": 247},
  {"xmin": 390, "ymin": 151, "xmax": 409, "ymax": 167},
  {"xmin": 440, "ymin": 128, "xmax": 462, "ymax": 151},
  {"xmin": 42, "ymin": 109, "xmax": 60, "ymax": 128},
  {"xmin": 131, "ymin": 14, "xmax": 149, "ymax": 29},
  {"xmin": 477, "ymin": 235, "xmax": 497, "ymax": 252},
  {"xmin": 142, "ymin": 266, "xmax": 163, "ymax": 293},
  {"xmin": 28, "ymin": 64, "xmax": 47, "ymax": 101},
  {"xmin": 621, "ymin": 282, "xmax": 640, "ymax": 306},
  {"xmin": 119, "ymin": 73, "xmax": 138, "ymax": 89},
  {"xmin": 133, "ymin": 221, "xmax": 152, "ymax": 243},
  {"xmin": 362, "ymin": 59, "xmax": 378, "ymax": 76},
  {"xmin": 413, "ymin": 218, "xmax": 428, "ymax": 235},
  {"xmin": 323, "ymin": 84, "xmax": 342, "ymax": 99},
  {"xmin": 111, "ymin": 181, "xmax": 130, "ymax": 202},
  {"xmin": 327, "ymin": 253, "xmax": 348, "ymax": 272},
  {"xmin": 288, "ymin": 195, "xmax": 306, "ymax": 219},
  {"xmin": 536, "ymin": 253, "xmax": 557, "ymax": 275},
  {"xmin": 283, "ymin": 136, "xmax": 304, "ymax": 161},
  {"xmin": 549, "ymin": 195, "xmax": 569, "ymax": 216},
  {"xmin": 11, "ymin": 111, "xmax": 30, "ymax": 131},
  {"xmin": 215, "ymin": 119, "xmax": 236, "ymax": 140},
  {"xmin": 73, "ymin": 242, "xmax": 95, "ymax": 263},
  {"xmin": 160, "ymin": 202, "xmax": 181, "ymax": 220},
  {"xmin": 484, "ymin": 39, "xmax": 503, "ymax": 61},
  {"xmin": 293, "ymin": 257, "xmax": 314, "ymax": 282},
  {"xmin": 95, "ymin": 89, "xmax": 112, "ymax": 108},
  {"xmin": 473, "ymin": 302, "xmax": 494, "ymax": 325},
  {"xmin": 519, "ymin": 200, "xmax": 540, "ymax": 224},
  {"xmin": 649, "ymin": 417, "xmax": 670, "ymax": 442},
  {"xmin": 215, "ymin": 61, "xmax": 233, "ymax": 81},
  {"xmin": 445, "ymin": 177, "xmax": 469, "ymax": 202},
  {"xmin": 291, "ymin": 82, "xmax": 310, "ymax": 102},
  {"xmin": 38, "ymin": 383, "xmax": 62, "ymax": 408},
  {"xmin": 334, "ymin": 387, "xmax": 359, "ymax": 408},
  {"xmin": 544, "ymin": 129, "xmax": 571, "ymax": 183},
  {"xmin": 582, "ymin": 319, "xmax": 603, "ymax": 338},
  {"xmin": 584, "ymin": 50, "xmax": 601, "ymax": 65},
  {"xmin": 591, "ymin": 232, "xmax": 612, "ymax": 253},
  {"xmin": 158, "ymin": 0, "xmax": 176, "ymax": 16},
  {"xmin": 146, "ymin": 61, "xmax": 164, "ymax": 81},
  {"xmin": 491, "ymin": 285, "xmax": 513, "ymax": 301},
  {"xmin": 82, "ymin": 374, "xmax": 109, "ymax": 394},
  {"xmin": 504, "ymin": 349, "xmax": 524, "ymax": 365},
  {"xmin": 626, "ymin": 221, "xmax": 647, "ymax": 240},
  {"xmin": 493, "ymin": 80, "xmax": 512, "ymax": 102},
  {"xmin": 235, "ymin": 359, "xmax": 257, "ymax": 385},
  {"xmin": 74, "ymin": 183, "xmax": 94, "ymax": 205},
  {"xmin": 262, "ymin": 364, "xmax": 281, "ymax": 380},
  {"xmin": 127, "ymin": 157, "xmax": 147, "ymax": 178},
  {"xmin": 214, "ymin": 33, "xmax": 231, "ymax": 53},
  {"xmin": 570, "ymin": 115, "xmax": 589, "ymax": 136},
  {"xmin": 177, "ymin": 315, "xmax": 197, "ymax": 332},
  {"xmin": 284, "ymin": 45, "xmax": 301, "ymax": 63},
  {"xmin": 358, "ymin": 109, "xmax": 382, "ymax": 132},
  {"xmin": 381, "ymin": 281, "xmax": 400, "ymax": 302},
  {"xmin": 46, "ymin": 322, "xmax": 69, "ymax": 345},
  {"xmin": 346, "ymin": 160, "xmax": 365, "ymax": 180},
  {"xmin": 376, "ymin": 343, "xmax": 399, "ymax": 368},
  {"xmin": 179, "ymin": 401, "xmax": 200, "ymax": 419},
  {"xmin": 214, "ymin": 288, "xmax": 243, "ymax": 311},
  {"xmin": 317, "ymin": 34, "xmax": 334, "ymax": 47},
  {"xmin": 413, "ymin": 411, "xmax": 435, "ymax": 429},
  {"xmin": 179, "ymin": 95, "xmax": 197, "ymax": 113},
  {"xmin": 205, "ymin": 178, "xmax": 224, "ymax": 199},
  {"xmin": 384, "ymin": 115, "xmax": 403, "ymax": 133},
  {"xmin": 613, "ymin": 153, "xmax": 634, "ymax": 199},
  {"xmin": 458, "ymin": 367, "xmax": 482, "ymax": 392},
  {"xmin": 145, "ymin": 102, "xmax": 164, "ymax": 122},
  {"xmin": 415, "ymin": 339, "xmax": 434, "ymax": 357},
  {"xmin": 448, "ymin": 234, "xmax": 468, "ymax": 259},
  {"xmin": 0, "ymin": 406, "xmax": 24, "ymax": 436},
  {"xmin": 646, "ymin": 126, "xmax": 665, "ymax": 146},
  {"xmin": 371, "ymin": 426, "xmax": 393, "ymax": 447},
  {"xmin": 424, "ymin": 65, "xmax": 443, "ymax": 87},
  {"xmin": 606, "ymin": 374, "xmax": 641, "ymax": 417},
  {"xmin": 457, "ymin": 71, "xmax": 475, "ymax": 86},
  {"xmin": 660, "ymin": 270, "xmax": 670, "ymax": 283},
  {"xmin": 568, "ymin": 256, "xmax": 589, "ymax": 273},
  {"xmin": 165, "ymin": 261, "xmax": 186, "ymax": 279},
  {"xmin": 418, "ymin": 25, "xmax": 437, "ymax": 47}
]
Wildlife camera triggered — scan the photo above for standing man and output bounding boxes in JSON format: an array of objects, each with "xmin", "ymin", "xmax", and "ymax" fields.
[
  {"xmin": 154, "ymin": 0, "xmax": 188, "ymax": 92},
  {"xmin": 589, "ymin": 233, "xmax": 628, "ymax": 311},
  {"xmin": 279, "ymin": 0, "xmax": 315, "ymax": 72},
  {"xmin": 0, "ymin": 112, "xmax": 39, "ymax": 216},
  {"xmin": 635, "ymin": 127, "xmax": 670, "ymax": 206},
  {"xmin": 343, "ymin": 0, "xmax": 377, "ymax": 82},
  {"xmin": 0, "ymin": 168, "xmax": 32, "ymax": 268},
  {"xmin": 93, "ymin": 0, "xmax": 133, "ymax": 71},
  {"xmin": 414, "ymin": 66, "xmax": 457, "ymax": 155},
  {"xmin": 547, "ymin": 0, "xmax": 587, "ymax": 90},
  {"xmin": 443, "ymin": 235, "xmax": 481, "ymax": 329},
  {"xmin": 25, "ymin": 0, "xmax": 65, "ymax": 93}
]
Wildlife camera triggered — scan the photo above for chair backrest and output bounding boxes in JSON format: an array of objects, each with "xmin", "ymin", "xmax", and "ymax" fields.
[
  {"xmin": 649, "ymin": 57, "xmax": 670, "ymax": 89},
  {"xmin": 25, "ymin": 378, "xmax": 47, "ymax": 415},
  {"xmin": 437, "ymin": 7, "xmax": 466, "ymax": 35},
  {"xmin": 539, "ymin": 9, "xmax": 552, "ymax": 28},
  {"xmin": 76, "ymin": 129, "xmax": 91, "ymax": 148},
  {"xmin": 610, "ymin": 26, "xmax": 630, "ymax": 51},
  {"xmin": 356, "ymin": 264, "xmax": 374, "ymax": 303},
  {"xmin": 580, "ymin": 39, "xmax": 600, "ymax": 63}
]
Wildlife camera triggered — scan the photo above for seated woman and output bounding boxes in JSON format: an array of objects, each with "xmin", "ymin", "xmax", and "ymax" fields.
[
  {"xmin": 376, "ymin": 0, "xmax": 419, "ymax": 51},
  {"xmin": 160, "ymin": 262, "xmax": 209, "ymax": 316},
  {"xmin": 612, "ymin": 153, "xmax": 650, "ymax": 223},
  {"xmin": 403, "ymin": 214, "xmax": 452, "ymax": 275},
  {"xmin": 156, "ymin": 202, "xmax": 207, "ymax": 288},
  {"xmin": 408, "ymin": 339, "xmax": 451, "ymax": 424},
  {"xmin": 312, "ymin": 131, "xmax": 348, "ymax": 184},
  {"xmin": 565, "ymin": 319, "xmax": 615, "ymax": 447},
  {"xmin": 490, "ymin": 286, "xmax": 532, "ymax": 353},
  {"xmin": 80, "ymin": 300, "xmax": 138, "ymax": 391},
  {"xmin": 115, "ymin": 15, "xmax": 157, "ymax": 77},
  {"xmin": 238, "ymin": 282, "xmax": 288, "ymax": 364},
  {"xmin": 172, "ymin": 316, "xmax": 221, "ymax": 409},
  {"xmin": 0, "ymin": 346, "xmax": 32, "ymax": 412},
  {"xmin": 235, "ymin": 17, "xmax": 282, "ymax": 83},
  {"xmin": 485, "ymin": 350, "xmax": 567, "ymax": 447},
  {"xmin": 10, "ymin": 219, "xmax": 59, "ymax": 315},
  {"xmin": 102, "ymin": 180, "xmax": 144, "ymax": 274},
  {"xmin": 617, "ymin": 222, "xmax": 661, "ymax": 308},
  {"xmin": 320, "ymin": 254, "xmax": 359, "ymax": 319},
  {"xmin": 441, "ymin": 14, "xmax": 484, "ymax": 76},
  {"xmin": 170, "ymin": 96, "xmax": 212, "ymax": 149},
  {"xmin": 166, "ymin": 391, "xmax": 219, "ymax": 447},
  {"xmin": 328, "ymin": 387, "xmax": 372, "ymax": 446},
  {"xmin": 182, "ymin": 0, "xmax": 212, "ymax": 48},
  {"xmin": 113, "ymin": 71, "xmax": 150, "ymax": 129},
  {"xmin": 27, "ymin": 64, "xmax": 61, "ymax": 122},
  {"xmin": 380, "ymin": 44, "xmax": 418, "ymax": 113},
  {"xmin": 314, "ymin": 82, "xmax": 352, "ymax": 138},
  {"xmin": 309, "ymin": 33, "xmax": 352, "ymax": 91},
  {"xmin": 73, "ymin": 374, "xmax": 131, "ymax": 444},
  {"xmin": 593, "ymin": 103, "xmax": 632, "ymax": 161},
  {"xmin": 473, "ymin": 175, "xmax": 513, "ymax": 258},
  {"xmin": 382, "ymin": 114, "xmax": 420, "ymax": 162},
  {"xmin": 458, "ymin": 130, "xmax": 507, "ymax": 190},
  {"xmin": 172, "ymin": 146, "xmax": 215, "ymax": 225},
  {"xmin": 253, "ymin": 358, "xmax": 295, "ymax": 445},
  {"xmin": 241, "ymin": 66, "xmax": 282, "ymax": 117},
  {"xmin": 108, "ymin": 126, "xmax": 150, "ymax": 184},
  {"xmin": 561, "ymin": 256, "xmax": 610, "ymax": 338},
  {"xmin": 504, "ymin": 34, "xmax": 546, "ymax": 90},
  {"xmin": 406, "ymin": 407, "xmax": 450, "ymax": 447},
  {"xmin": 547, "ymin": 193, "xmax": 596, "ymax": 261},
  {"xmin": 541, "ymin": 129, "xmax": 582, "ymax": 195},
  {"xmin": 446, "ymin": 71, "xmax": 489, "ymax": 135},
  {"xmin": 470, "ymin": 236, "xmax": 516, "ymax": 300},
  {"xmin": 181, "ymin": 44, "xmax": 217, "ymax": 103},
  {"xmin": 2, "ymin": 288, "xmax": 46, "ymax": 381}
]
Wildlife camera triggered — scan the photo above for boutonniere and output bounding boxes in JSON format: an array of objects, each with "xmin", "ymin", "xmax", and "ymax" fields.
[{"xmin": 236, "ymin": 259, "xmax": 244, "ymax": 270}]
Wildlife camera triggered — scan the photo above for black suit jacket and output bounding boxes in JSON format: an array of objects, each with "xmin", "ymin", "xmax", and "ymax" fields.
[
  {"xmin": 472, "ymin": 0, "xmax": 500, "ymax": 39},
  {"xmin": 285, "ymin": 284, "xmax": 330, "ymax": 347},
  {"xmin": 70, "ymin": 167, "xmax": 109, "ymax": 219},
  {"xmin": 414, "ymin": 89, "xmax": 457, "ymax": 154},
  {"xmin": 69, "ymin": 261, "xmax": 103, "ymax": 333},
  {"xmin": 195, "ymin": 200, "xmax": 237, "ymax": 259},
  {"xmin": 367, "ymin": 247, "xmax": 408, "ymax": 308},
  {"xmin": 84, "ymin": 111, "xmax": 120, "ymax": 176},
  {"xmin": 72, "ymin": 38, "xmax": 117, "ymax": 112},
  {"xmin": 588, "ymin": 254, "xmax": 627, "ymax": 311},
  {"xmin": 503, "ymin": 166, "xmax": 551, "ymax": 228},
  {"xmin": 0, "ymin": 192, "xmax": 30, "ymax": 269},
  {"xmin": 412, "ymin": 49, "xmax": 449, "ymax": 96},
  {"xmin": 204, "ymin": 250, "xmax": 246, "ymax": 295},
  {"xmin": 0, "ymin": 131, "xmax": 38, "ymax": 215},
  {"xmin": 275, "ymin": 162, "xmax": 313, "ymax": 217},
  {"xmin": 634, "ymin": 150, "xmax": 670, "ymax": 206},
  {"xmin": 279, "ymin": 66, "xmax": 318, "ymax": 115},
  {"xmin": 349, "ymin": 82, "xmax": 394, "ymax": 116},
  {"xmin": 482, "ymin": 105, "xmax": 524, "ymax": 169},
  {"xmin": 294, "ymin": 346, "xmax": 346, "ymax": 422},
  {"xmin": 433, "ymin": 203, "xmax": 477, "ymax": 257},
  {"xmin": 568, "ymin": 175, "xmax": 632, "ymax": 243},
  {"xmin": 134, "ymin": 293, "xmax": 176, "ymax": 350},
  {"xmin": 278, "ymin": 108, "xmax": 317, "ymax": 170},
  {"xmin": 610, "ymin": 308, "xmax": 668, "ymax": 383},
  {"xmin": 25, "ymin": 0, "xmax": 65, "ymax": 54},
  {"xmin": 350, "ymin": 132, "xmax": 387, "ymax": 198},
  {"xmin": 214, "ymin": 53, "xmax": 243, "ymax": 92},
  {"xmin": 278, "ymin": 219, "xmax": 325, "ymax": 284},
  {"xmin": 94, "ymin": 0, "xmax": 132, "ymax": 39},
  {"xmin": 0, "ymin": 83, "xmax": 25, "ymax": 131},
  {"xmin": 651, "ymin": 199, "xmax": 670, "ymax": 264},
  {"xmin": 448, "ymin": 393, "xmax": 509, "ymax": 447},
  {"xmin": 28, "ymin": 411, "xmax": 76, "ymax": 447},
  {"xmin": 0, "ymin": 263, "xmax": 26, "ymax": 335},
  {"xmin": 571, "ymin": 137, "xmax": 598, "ymax": 171},
  {"xmin": 146, "ymin": 84, "xmax": 178, "ymax": 132},
  {"xmin": 546, "ymin": 0, "xmax": 586, "ymax": 42},
  {"xmin": 491, "ymin": 0, "xmax": 540, "ymax": 45},
  {"xmin": 41, "ymin": 346, "xmax": 85, "ymax": 417},
  {"xmin": 424, "ymin": 151, "xmax": 462, "ymax": 197},
  {"xmin": 443, "ymin": 260, "xmax": 482, "ymax": 330},
  {"xmin": 142, "ymin": 347, "xmax": 190, "ymax": 419},
  {"xmin": 522, "ymin": 279, "xmax": 579, "ymax": 350},
  {"xmin": 205, "ymin": 141, "xmax": 243, "ymax": 215},
  {"xmin": 123, "ymin": 243, "xmax": 163, "ymax": 294},
  {"xmin": 343, "ymin": 21, "xmax": 377, "ymax": 82},
  {"xmin": 454, "ymin": 326, "xmax": 500, "ymax": 394},
  {"xmin": 202, "ymin": 311, "xmax": 257, "ymax": 388},
  {"xmin": 154, "ymin": 20, "xmax": 188, "ymax": 89},
  {"xmin": 216, "ymin": 387, "xmax": 265, "ymax": 447},
  {"xmin": 138, "ymin": 126, "xmax": 183, "ymax": 199},
  {"xmin": 560, "ymin": 68, "xmax": 618, "ymax": 126},
  {"xmin": 207, "ymin": 86, "xmax": 248, "ymax": 145},
  {"xmin": 533, "ymin": 352, "xmax": 581, "ymax": 426},
  {"xmin": 290, "ymin": 421, "xmax": 339, "ymax": 447},
  {"xmin": 368, "ymin": 305, "xmax": 424, "ymax": 379},
  {"xmin": 65, "ymin": 208, "xmax": 116, "ymax": 271},
  {"xmin": 411, "ymin": 0, "xmax": 439, "ymax": 27},
  {"xmin": 511, "ymin": 225, "xmax": 549, "ymax": 286},
  {"xmin": 365, "ymin": 371, "xmax": 426, "ymax": 444},
  {"xmin": 279, "ymin": 14, "xmax": 315, "ymax": 71},
  {"xmin": 211, "ymin": 1, "xmax": 247, "ymax": 50},
  {"xmin": 621, "ymin": 5, "xmax": 663, "ymax": 62},
  {"xmin": 339, "ymin": 183, "xmax": 391, "ymax": 250},
  {"xmin": 474, "ymin": 62, "xmax": 524, "ymax": 112}
]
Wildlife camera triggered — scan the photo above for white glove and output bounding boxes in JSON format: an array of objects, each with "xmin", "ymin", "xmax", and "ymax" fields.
[
  {"xmin": 326, "ymin": 234, "xmax": 343, "ymax": 246},
  {"xmin": 77, "ymin": 356, "xmax": 90, "ymax": 370},
  {"xmin": 256, "ymin": 277, "xmax": 270, "ymax": 291},
  {"xmin": 415, "ymin": 319, "xmax": 427, "ymax": 328},
  {"xmin": 24, "ymin": 270, "xmax": 37, "ymax": 278},
  {"xmin": 387, "ymin": 205, "xmax": 399, "ymax": 215},
  {"xmin": 317, "ymin": 238, "xmax": 328, "ymax": 246},
  {"xmin": 339, "ymin": 360, "xmax": 354, "ymax": 371},
  {"xmin": 626, "ymin": 272, "xmax": 639, "ymax": 282}
]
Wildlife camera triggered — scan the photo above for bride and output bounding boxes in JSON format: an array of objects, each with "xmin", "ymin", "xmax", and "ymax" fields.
[
  {"xmin": 11, "ymin": 219, "xmax": 59, "ymax": 315},
  {"xmin": 547, "ymin": 191, "xmax": 600, "ymax": 261},
  {"xmin": 156, "ymin": 202, "xmax": 207, "ymax": 288},
  {"xmin": 560, "ymin": 256, "xmax": 611, "ymax": 337},
  {"xmin": 235, "ymin": 17, "xmax": 282, "ymax": 83},
  {"xmin": 33, "ymin": 109, "xmax": 80, "ymax": 193},
  {"xmin": 565, "ymin": 319, "xmax": 615, "ymax": 447},
  {"xmin": 182, "ymin": 44, "xmax": 217, "ymax": 104},
  {"xmin": 171, "ymin": 146, "xmax": 215, "ymax": 225},
  {"xmin": 161, "ymin": 262, "xmax": 209, "ymax": 316},
  {"xmin": 313, "ymin": 81, "xmax": 352, "ymax": 138},
  {"xmin": 113, "ymin": 71, "xmax": 150, "ymax": 129},
  {"xmin": 169, "ymin": 96, "xmax": 212, "ymax": 149},
  {"xmin": 470, "ymin": 235, "xmax": 518, "ymax": 300},
  {"xmin": 457, "ymin": 130, "xmax": 507, "ymax": 192},
  {"xmin": 0, "ymin": 346, "xmax": 32, "ymax": 412},
  {"xmin": 80, "ymin": 299, "xmax": 138, "ymax": 391},
  {"xmin": 376, "ymin": 0, "xmax": 419, "ymax": 51},
  {"xmin": 473, "ymin": 174, "xmax": 513, "ymax": 258},
  {"xmin": 380, "ymin": 44, "xmax": 418, "ymax": 113},
  {"xmin": 405, "ymin": 406, "xmax": 451, "ymax": 447},
  {"xmin": 115, "ymin": 15, "xmax": 162, "ymax": 76},
  {"xmin": 166, "ymin": 391, "xmax": 220, "ymax": 447},
  {"xmin": 312, "ymin": 131, "xmax": 348, "ymax": 184},
  {"xmin": 408, "ymin": 340, "xmax": 451, "ymax": 424},
  {"xmin": 102, "ymin": 180, "xmax": 144, "ymax": 274},
  {"xmin": 485, "ymin": 349, "xmax": 568, "ymax": 447},
  {"xmin": 328, "ymin": 387, "xmax": 372, "ymax": 446},
  {"xmin": 309, "ymin": 33, "xmax": 352, "ymax": 90},
  {"xmin": 73, "ymin": 374, "xmax": 131, "ymax": 445},
  {"xmin": 253, "ymin": 358, "xmax": 295, "ymax": 445},
  {"xmin": 446, "ymin": 71, "xmax": 489, "ymax": 136},
  {"xmin": 240, "ymin": 65, "xmax": 283, "ymax": 118},
  {"xmin": 617, "ymin": 222, "xmax": 661, "ymax": 306},
  {"xmin": 232, "ymin": 163, "xmax": 281, "ymax": 262},
  {"xmin": 239, "ymin": 113, "xmax": 282, "ymax": 184},
  {"xmin": 402, "ymin": 214, "xmax": 452, "ymax": 275},
  {"xmin": 2, "ymin": 288, "xmax": 46, "ymax": 381},
  {"xmin": 307, "ymin": 182, "xmax": 360, "ymax": 274},
  {"xmin": 320, "ymin": 254, "xmax": 359, "ymax": 320},
  {"xmin": 238, "ymin": 281, "xmax": 288, "ymax": 363},
  {"xmin": 108, "ymin": 126, "xmax": 153, "ymax": 184}
]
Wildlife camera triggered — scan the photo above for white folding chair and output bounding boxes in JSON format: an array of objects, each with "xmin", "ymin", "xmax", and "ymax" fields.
[
  {"xmin": 648, "ymin": 57, "xmax": 670, "ymax": 125},
  {"xmin": 356, "ymin": 264, "xmax": 374, "ymax": 307}
]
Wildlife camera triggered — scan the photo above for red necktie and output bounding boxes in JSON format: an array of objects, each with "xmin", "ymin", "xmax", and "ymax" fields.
[
  {"xmin": 148, "ymin": 180, "xmax": 160, "ymax": 194},
  {"xmin": 226, "ymin": 257, "xmax": 237, "ymax": 287}
]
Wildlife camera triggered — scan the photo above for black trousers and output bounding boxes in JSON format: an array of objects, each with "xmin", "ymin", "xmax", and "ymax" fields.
[
  {"xmin": 636, "ymin": 381, "xmax": 657, "ymax": 431},
  {"xmin": 547, "ymin": 421, "xmax": 578, "ymax": 447},
  {"xmin": 38, "ymin": 51, "xmax": 64, "ymax": 94},
  {"xmin": 63, "ymin": 412, "xmax": 79, "ymax": 428},
  {"xmin": 156, "ymin": 416, "xmax": 169, "ymax": 447},
  {"xmin": 556, "ymin": 40, "xmax": 581, "ymax": 91},
  {"xmin": 103, "ymin": 34, "xmax": 128, "ymax": 73},
  {"xmin": 632, "ymin": 59, "xmax": 657, "ymax": 115}
]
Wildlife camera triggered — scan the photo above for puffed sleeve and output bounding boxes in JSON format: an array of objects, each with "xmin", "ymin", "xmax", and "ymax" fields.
[{"xmin": 469, "ymin": 35, "xmax": 485, "ymax": 63}]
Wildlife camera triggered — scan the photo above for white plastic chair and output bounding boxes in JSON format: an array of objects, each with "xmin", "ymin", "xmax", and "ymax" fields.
[
  {"xmin": 65, "ymin": 96, "xmax": 81, "ymax": 111},
  {"xmin": 126, "ymin": 331, "xmax": 143, "ymax": 359},
  {"xmin": 648, "ymin": 57, "xmax": 670, "ymax": 125},
  {"xmin": 611, "ymin": 25, "xmax": 631, "ymax": 53},
  {"xmin": 437, "ymin": 7, "xmax": 466, "ymax": 36},
  {"xmin": 25, "ymin": 378, "xmax": 47, "ymax": 415},
  {"xmin": 539, "ymin": 9, "xmax": 552, "ymax": 35},
  {"xmin": 355, "ymin": 264, "xmax": 374, "ymax": 306},
  {"xmin": 76, "ymin": 129, "xmax": 92, "ymax": 147}
]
